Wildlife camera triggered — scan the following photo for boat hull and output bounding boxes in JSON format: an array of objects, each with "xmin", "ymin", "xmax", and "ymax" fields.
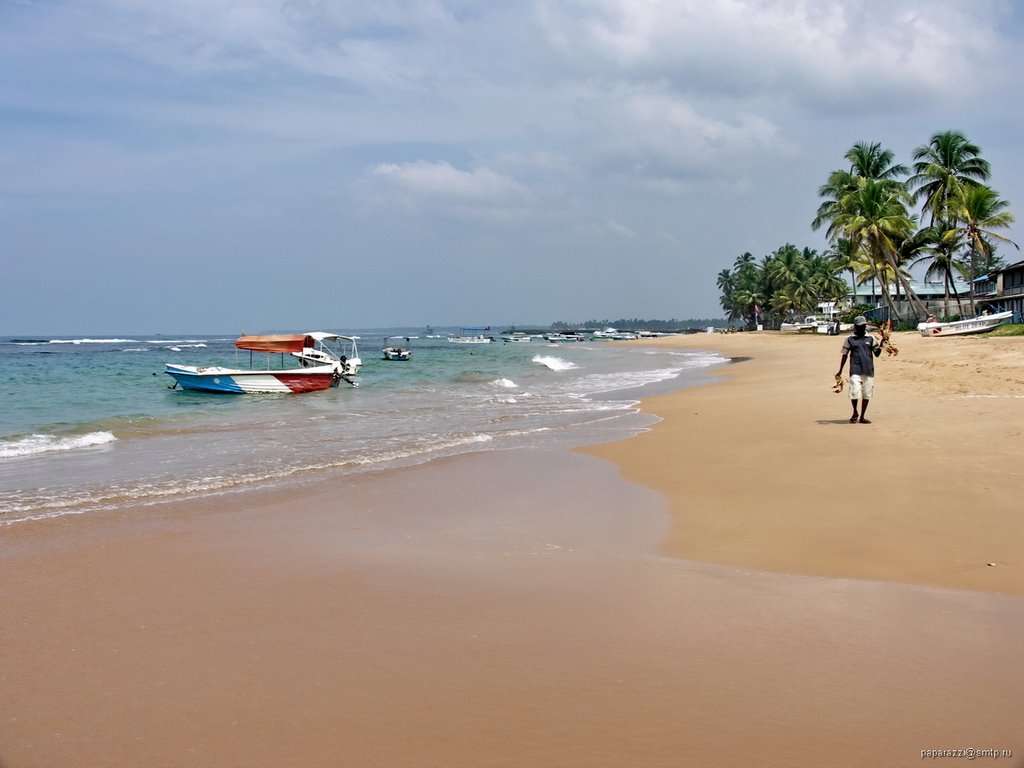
[
  {"xmin": 917, "ymin": 311, "xmax": 1013, "ymax": 337},
  {"xmin": 165, "ymin": 365, "xmax": 339, "ymax": 394},
  {"xmin": 448, "ymin": 336, "xmax": 492, "ymax": 344}
]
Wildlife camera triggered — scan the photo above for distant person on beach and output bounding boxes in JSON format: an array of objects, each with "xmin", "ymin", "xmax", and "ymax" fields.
[{"xmin": 837, "ymin": 315, "xmax": 882, "ymax": 424}]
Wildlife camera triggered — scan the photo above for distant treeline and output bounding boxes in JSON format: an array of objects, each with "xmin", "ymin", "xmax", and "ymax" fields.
[{"xmin": 548, "ymin": 318, "xmax": 727, "ymax": 331}]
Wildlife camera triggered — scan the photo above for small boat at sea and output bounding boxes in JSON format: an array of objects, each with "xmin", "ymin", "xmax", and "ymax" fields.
[
  {"xmin": 500, "ymin": 332, "xmax": 532, "ymax": 343},
  {"xmin": 916, "ymin": 310, "xmax": 1013, "ymax": 337},
  {"xmin": 165, "ymin": 333, "xmax": 360, "ymax": 394},
  {"xmin": 383, "ymin": 336, "xmax": 413, "ymax": 360},
  {"xmin": 448, "ymin": 327, "xmax": 494, "ymax": 344}
]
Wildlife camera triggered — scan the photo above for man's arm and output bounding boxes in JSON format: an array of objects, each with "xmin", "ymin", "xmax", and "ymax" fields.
[{"xmin": 836, "ymin": 352, "xmax": 849, "ymax": 378}]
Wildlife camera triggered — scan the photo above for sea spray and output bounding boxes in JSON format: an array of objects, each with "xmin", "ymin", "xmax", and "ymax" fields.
[{"xmin": 532, "ymin": 355, "xmax": 578, "ymax": 371}]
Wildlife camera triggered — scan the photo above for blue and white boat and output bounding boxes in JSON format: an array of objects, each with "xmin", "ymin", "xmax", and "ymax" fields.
[{"xmin": 165, "ymin": 333, "xmax": 360, "ymax": 394}]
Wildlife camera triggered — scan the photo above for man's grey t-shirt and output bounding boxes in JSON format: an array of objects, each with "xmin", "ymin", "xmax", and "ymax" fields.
[{"xmin": 842, "ymin": 334, "xmax": 876, "ymax": 376}]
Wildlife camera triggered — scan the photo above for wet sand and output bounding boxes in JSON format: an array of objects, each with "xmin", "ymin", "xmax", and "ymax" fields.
[{"xmin": 2, "ymin": 332, "xmax": 1023, "ymax": 767}]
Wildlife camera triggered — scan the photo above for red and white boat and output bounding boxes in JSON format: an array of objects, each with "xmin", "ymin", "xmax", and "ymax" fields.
[{"xmin": 165, "ymin": 333, "xmax": 360, "ymax": 394}]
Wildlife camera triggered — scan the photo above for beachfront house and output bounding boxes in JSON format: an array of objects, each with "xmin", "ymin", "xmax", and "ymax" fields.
[
  {"xmin": 973, "ymin": 259, "xmax": 1024, "ymax": 322},
  {"xmin": 841, "ymin": 279, "xmax": 972, "ymax": 320}
]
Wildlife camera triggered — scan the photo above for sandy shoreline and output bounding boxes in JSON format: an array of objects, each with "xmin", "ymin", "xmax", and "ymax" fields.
[
  {"xmin": 587, "ymin": 330, "xmax": 1024, "ymax": 595},
  {"xmin": 2, "ymin": 332, "xmax": 1023, "ymax": 766}
]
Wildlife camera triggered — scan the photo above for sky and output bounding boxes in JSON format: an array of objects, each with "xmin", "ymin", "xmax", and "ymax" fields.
[{"xmin": 2, "ymin": 0, "xmax": 1023, "ymax": 334}]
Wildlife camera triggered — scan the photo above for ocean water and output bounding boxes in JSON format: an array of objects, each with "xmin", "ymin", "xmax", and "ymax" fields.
[{"xmin": 0, "ymin": 330, "xmax": 727, "ymax": 525}]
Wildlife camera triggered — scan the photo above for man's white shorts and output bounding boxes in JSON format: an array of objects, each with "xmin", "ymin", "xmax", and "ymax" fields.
[{"xmin": 849, "ymin": 374, "xmax": 874, "ymax": 400}]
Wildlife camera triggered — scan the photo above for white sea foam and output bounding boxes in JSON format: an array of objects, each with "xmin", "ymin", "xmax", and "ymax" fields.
[
  {"xmin": 0, "ymin": 431, "xmax": 117, "ymax": 459},
  {"xmin": 48, "ymin": 338, "xmax": 139, "ymax": 344},
  {"xmin": 532, "ymin": 355, "xmax": 578, "ymax": 371},
  {"xmin": 568, "ymin": 361, "xmax": 721, "ymax": 396},
  {"xmin": 145, "ymin": 339, "xmax": 211, "ymax": 345},
  {"xmin": 493, "ymin": 378, "xmax": 517, "ymax": 388}
]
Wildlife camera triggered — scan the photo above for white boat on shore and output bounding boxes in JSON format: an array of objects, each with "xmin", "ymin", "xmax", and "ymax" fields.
[
  {"xmin": 779, "ymin": 316, "xmax": 820, "ymax": 333},
  {"xmin": 916, "ymin": 311, "xmax": 1013, "ymax": 337}
]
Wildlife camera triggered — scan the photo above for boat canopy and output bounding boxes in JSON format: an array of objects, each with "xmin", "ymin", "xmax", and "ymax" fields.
[{"xmin": 234, "ymin": 334, "xmax": 314, "ymax": 353}]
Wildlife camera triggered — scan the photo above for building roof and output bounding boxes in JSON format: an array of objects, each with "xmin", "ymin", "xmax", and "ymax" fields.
[{"xmin": 844, "ymin": 280, "xmax": 970, "ymax": 297}]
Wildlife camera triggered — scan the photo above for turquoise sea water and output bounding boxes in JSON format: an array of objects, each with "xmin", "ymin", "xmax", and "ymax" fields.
[{"xmin": 0, "ymin": 330, "xmax": 727, "ymax": 524}]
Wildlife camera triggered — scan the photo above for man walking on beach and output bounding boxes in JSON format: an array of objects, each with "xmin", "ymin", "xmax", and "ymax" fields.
[{"xmin": 837, "ymin": 315, "xmax": 882, "ymax": 424}]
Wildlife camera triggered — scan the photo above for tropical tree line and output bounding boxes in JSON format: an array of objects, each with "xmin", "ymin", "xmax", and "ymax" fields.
[{"xmin": 718, "ymin": 130, "xmax": 1018, "ymax": 327}]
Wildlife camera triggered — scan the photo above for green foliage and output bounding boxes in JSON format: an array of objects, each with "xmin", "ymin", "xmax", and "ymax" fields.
[
  {"xmin": 839, "ymin": 304, "xmax": 875, "ymax": 324},
  {"xmin": 983, "ymin": 323, "xmax": 1024, "ymax": 337},
  {"xmin": 715, "ymin": 244, "xmax": 846, "ymax": 329}
]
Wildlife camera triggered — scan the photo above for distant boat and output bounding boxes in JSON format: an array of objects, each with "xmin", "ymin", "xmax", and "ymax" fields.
[
  {"xmin": 449, "ymin": 327, "xmax": 494, "ymax": 344},
  {"xmin": 165, "ymin": 332, "xmax": 360, "ymax": 394},
  {"xmin": 917, "ymin": 310, "xmax": 1013, "ymax": 337},
  {"xmin": 501, "ymin": 332, "xmax": 532, "ymax": 343},
  {"xmin": 544, "ymin": 332, "xmax": 586, "ymax": 343},
  {"xmin": 592, "ymin": 328, "xmax": 638, "ymax": 340}
]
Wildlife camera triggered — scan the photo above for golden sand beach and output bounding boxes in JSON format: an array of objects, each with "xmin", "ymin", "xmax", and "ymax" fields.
[
  {"xmin": 587, "ymin": 329, "xmax": 1024, "ymax": 595},
  {"xmin": 1, "ymin": 331, "xmax": 1022, "ymax": 767}
]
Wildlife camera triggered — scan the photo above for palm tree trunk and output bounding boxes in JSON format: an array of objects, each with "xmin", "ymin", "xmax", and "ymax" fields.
[
  {"xmin": 968, "ymin": 243, "xmax": 979, "ymax": 316},
  {"xmin": 876, "ymin": 270, "xmax": 897, "ymax": 321},
  {"xmin": 945, "ymin": 265, "xmax": 964, "ymax": 316},
  {"xmin": 885, "ymin": 252, "xmax": 928, "ymax": 320}
]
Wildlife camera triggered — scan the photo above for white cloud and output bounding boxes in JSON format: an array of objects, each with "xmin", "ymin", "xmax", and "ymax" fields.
[
  {"xmin": 605, "ymin": 218, "xmax": 636, "ymax": 238},
  {"xmin": 367, "ymin": 160, "xmax": 533, "ymax": 219},
  {"xmin": 536, "ymin": 0, "xmax": 1013, "ymax": 109}
]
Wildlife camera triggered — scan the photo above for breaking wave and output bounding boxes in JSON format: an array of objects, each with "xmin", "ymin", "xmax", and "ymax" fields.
[
  {"xmin": 0, "ymin": 431, "xmax": 118, "ymax": 459},
  {"xmin": 532, "ymin": 355, "xmax": 577, "ymax": 371}
]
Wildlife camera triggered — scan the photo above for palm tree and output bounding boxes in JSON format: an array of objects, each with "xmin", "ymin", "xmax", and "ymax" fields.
[
  {"xmin": 909, "ymin": 130, "xmax": 991, "ymax": 226},
  {"xmin": 812, "ymin": 143, "xmax": 907, "ymax": 237},
  {"xmin": 845, "ymin": 141, "xmax": 908, "ymax": 181},
  {"xmin": 716, "ymin": 268, "xmax": 735, "ymax": 297},
  {"xmin": 808, "ymin": 253, "xmax": 849, "ymax": 305},
  {"xmin": 825, "ymin": 237, "xmax": 861, "ymax": 304},
  {"xmin": 831, "ymin": 178, "xmax": 927, "ymax": 320},
  {"xmin": 716, "ymin": 269, "xmax": 737, "ymax": 320},
  {"xmin": 732, "ymin": 286, "xmax": 766, "ymax": 330},
  {"xmin": 912, "ymin": 224, "xmax": 969, "ymax": 317},
  {"xmin": 813, "ymin": 141, "xmax": 927, "ymax": 320},
  {"xmin": 813, "ymin": 169, "xmax": 857, "ymax": 237},
  {"xmin": 948, "ymin": 186, "xmax": 1019, "ymax": 312}
]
